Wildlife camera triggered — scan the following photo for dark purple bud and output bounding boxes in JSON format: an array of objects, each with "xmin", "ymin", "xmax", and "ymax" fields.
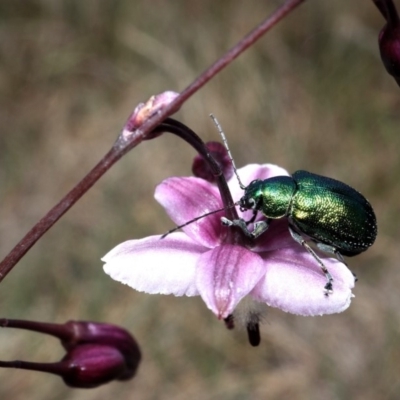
[
  {"xmin": 0, "ymin": 319, "xmax": 141, "ymax": 382},
  {"xmin": 379, "ymin": 25, "xmax": 400, "ymax": 85},
  {"xmin": 61, "ymin": 321, "xmax": 141, "ymax": 380},
  {"xmin": 0, "ymin": 344, "xmax": 130, "ymax": 389},
  {"xmin": 192, "ymin": 141, "xmax": 233, "ymax": 183},
  {"xmin": 375, "ymin": 0, "xmax": 400, "ymax": 86},
  {"xmin": 60, "ymin": 344, "xmax": 129, "ymax": 388}
]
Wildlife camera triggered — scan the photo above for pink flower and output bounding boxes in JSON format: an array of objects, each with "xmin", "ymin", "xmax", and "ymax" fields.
[{"xmin": 103, "ymin": 164, "xmax": 355, "ymax": 322}]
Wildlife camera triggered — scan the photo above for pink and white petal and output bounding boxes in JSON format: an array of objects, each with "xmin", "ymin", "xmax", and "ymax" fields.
[
  {"xmin": 252, "ymin": 219, "xmax": 296, "ymax": 252},
  {"xmin": 251, "ymin": 247, "xmax": 355, "ymax": 316},
  {"xmin": 195, "ymin": 245, "xmax": 266, "ymax": 319},
  {"xmin": 228, "ymin": 163, "xmax": 290, "ymax": 201},
  {"xmin": 155, "ymin": 176, "xmax": 224, "ymax": 248},
  {"xmin": 102, "ymin": 233, "xmax": 207, "ymax": 296}
]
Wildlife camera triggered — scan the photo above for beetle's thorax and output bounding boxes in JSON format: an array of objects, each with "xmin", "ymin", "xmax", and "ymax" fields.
[{"xmin": 240, "ymin": 176, "xmax": 296, "ymax": 218}]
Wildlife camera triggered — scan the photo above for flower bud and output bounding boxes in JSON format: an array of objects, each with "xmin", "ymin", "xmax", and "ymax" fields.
[
  {"xmin": 375, "ymin": 0, "xmax": 400, "ymax": 86},
  {"xmin": 122, "ymin": 91, "xmax": 180, "ymax": 140},
  {"xmin": 379, "ymin": 24, "xmax": 400, "ymax": 85},
  {"xmin": 60, "ymin": 344, "xmax": 129, "ymax": 388},
  {"xmin": 0, "ymin": 319, "xmax": 141, "ymax": 387},
  {"xmin": 0, "ymin": 344, "xmax": 131, "ymax": 389},
  {"xmin": 62, "ymin": 321, "xmax": 141, "ymax": 380}
]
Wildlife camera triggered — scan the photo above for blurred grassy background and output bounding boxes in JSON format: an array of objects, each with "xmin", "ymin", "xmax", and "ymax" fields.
[{"xmin": 0, "ymin": 0, "xmax": 399, "ymax": 399}]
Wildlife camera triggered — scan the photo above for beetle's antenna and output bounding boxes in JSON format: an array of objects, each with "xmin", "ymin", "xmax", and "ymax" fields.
[
  {"xmin": 161, "ymin": 203, "xmax": 238, "ymax": 239},
  {"xmin": 209, "ymin": 114, "xmax": 246, "ymax": 190}
]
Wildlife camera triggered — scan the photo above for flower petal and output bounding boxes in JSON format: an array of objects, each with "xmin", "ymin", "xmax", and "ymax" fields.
[
  {"xmin": 196, "ymin": 245, "xmax": 266, "ymax": 319},
  {"xmin": 251, "ymin": 247, "xmax": 355, "ymax": 316},
  {"xmin": 155, "ymin": 177, "xmax": 223, "ymax": 248},
  {"xmin": 102, "ymin": 233, "xmax": 207, "ymax": 296},
  {"xmin": 252, "ymin": 219, "xmax": 296, "ymax": 252}
]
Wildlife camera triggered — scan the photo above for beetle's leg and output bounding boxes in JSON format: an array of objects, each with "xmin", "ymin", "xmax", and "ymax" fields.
[
  {"xmin": 221, "ymin": 217, "xmax": 253, "ymax": 237},
  {"xmin": 334, "ymin": 251, "xmax": 358, "ymax": 282},
  {"xmin": 245, "ymin": 209, "xmax": 258, "ymax": 225},
  {"xmin": 316, "ymin": 242, "xmax": 343, "ymax": 260},
  {"xmin": 241, "ymin": 208, "xmax": 269, "ymax": 238},
  {"xmin": 221, "ymin": 216, "xmax": 269, "ymax": 239},
  {"xmin": 288, "ymin": 227, "xmax": 334, "ymax": 296},
  {"xmin": 316, "ymin": 244, "xmax": 358, "ymax": 282},
  {"xmin": 334, "ymin": 250, "xmax": 346, "ymax": 265},
  {"xmin": 251, "ymin": 220, "xmax": 269, "ymax": 238}
]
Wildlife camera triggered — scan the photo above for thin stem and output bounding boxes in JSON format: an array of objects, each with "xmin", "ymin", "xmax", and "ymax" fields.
[
  {"xmin": 373, "ymin": 0, "xmax": 400, "ymax": 25},
  {"xmin": 0, "ymin": 360, "xmax": 67, "ymax": 377},
  {"xmin": 156, "ymin": 119, "xmax": 253, "ymax": 246},
  {"xmin": 0, "ymin": 0, "xmax": 305, "ymax": 281},
  {"xmin": 385, "ymin": 0, "xmax": 400, "ymax": 27},
  {"xmin": 373, "ymin": 0, "xmax": 389, "ymax": 19},
  {"xmin": 157, "ymin": 119, "xmax": 239, "ymax": 221},
  {"xmin": 0, "ymin": 146, "xmax": 123, "ymax": 282},
  {"xmin": 120, "ymin": 0, "xmax": 306, "ymax": 155},
  {"xmin": 0, "ymin": 318, "xmax": 72, "ymax": 342}
]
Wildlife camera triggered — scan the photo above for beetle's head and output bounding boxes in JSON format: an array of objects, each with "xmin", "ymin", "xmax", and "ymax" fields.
[{"xmin": 239, "ymin": 180, "xmax": 262, "ymax": 211}]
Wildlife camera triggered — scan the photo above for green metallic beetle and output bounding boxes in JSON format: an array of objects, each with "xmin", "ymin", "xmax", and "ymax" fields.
[{"xmin": 221, "ymin": 170, "xmax": 377, "ymax": 295}]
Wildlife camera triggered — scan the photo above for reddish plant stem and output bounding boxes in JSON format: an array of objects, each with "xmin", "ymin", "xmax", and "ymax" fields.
[
  {"xmin": 373, "ymin": 0, "xmax": 399, "ymax": 24},
  {"xmin": 0, "ymin": 0, "xmax": 305, "ymax": 282},
  {"xmin": 386, "ymin": 0, "xmax": 400, "ymax": 27},
  {"xmin": 0, "ymin": 318, "xmax": 73, "ymax": 342},
  {"xmin": 0, "ymin": 360, "xmax": 68, "ymax": 376},
  {"xmin": 0, "ymin": 147, "xmax": 123, "ymax": 282},
  {"xmin": 156, "ymin": 119, "xmax": 250, "ymax": 246},
  {"xmin": 116, "ymin": 0, "xmax": 306, "ymax": 156},
  {"xmin": 373, "ymin": 0, "xmax": 388, "ymax": 19}
]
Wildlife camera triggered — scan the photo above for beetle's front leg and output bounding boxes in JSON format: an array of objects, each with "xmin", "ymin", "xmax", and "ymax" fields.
[
  {"xmin": 251, "ymin": 220, "xmax": 269, "ymax": 238},
  {"xmin": 221, "ymin": 216, "xmax": 270, "ymax": 239},
  {"xmin": 245, "ymin": 209, "xmax": 258, "ymax": 225},
  {"xmin": 221, "ymin": 217, "xmax": 253, "ymax": 237}
]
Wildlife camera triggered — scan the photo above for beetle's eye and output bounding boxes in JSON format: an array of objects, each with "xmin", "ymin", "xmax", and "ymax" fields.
[
  {"xmin": 248, "ymin": 198, "xmax": 256, "ymax": 209},
  {"xmin": 239, "ymin": 197, "xmax": 249, "ymax": 211}
]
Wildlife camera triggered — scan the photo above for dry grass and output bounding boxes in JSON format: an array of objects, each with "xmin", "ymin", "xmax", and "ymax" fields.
[{"xmin": 0, "ymin": 1, "xmax": 399, "ymax": 399}]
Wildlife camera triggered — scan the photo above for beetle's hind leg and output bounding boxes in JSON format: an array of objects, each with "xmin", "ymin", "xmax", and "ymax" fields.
[
  {"xmin": 317, "ymin": 244, "xmax": 358, "ymax": 282},
  {"xmin": 334, "ymin": 250, "xmax": 357, "ymax": 282},
  {"xmin": 288, "ymin": 227, "xmax": 334, "ymax": 296}
]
